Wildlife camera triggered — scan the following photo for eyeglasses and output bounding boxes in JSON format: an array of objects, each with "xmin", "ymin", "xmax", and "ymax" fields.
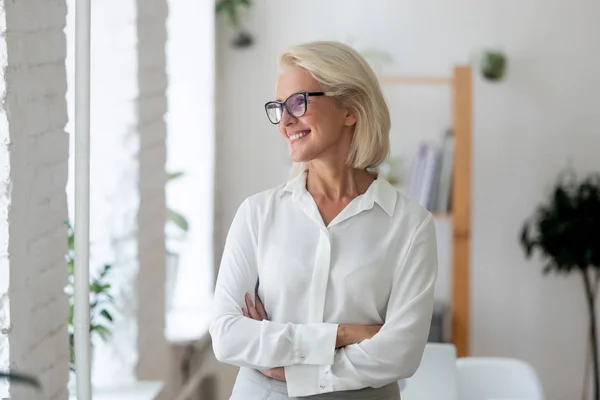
[{"xmin": 264, "ymin": 91, "xmax": 331, "ymax": 124}]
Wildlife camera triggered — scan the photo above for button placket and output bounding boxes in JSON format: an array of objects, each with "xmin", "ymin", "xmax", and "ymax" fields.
[{"xmin": 307, "ymin": 228, "xmax": 331, "ymax": 322}]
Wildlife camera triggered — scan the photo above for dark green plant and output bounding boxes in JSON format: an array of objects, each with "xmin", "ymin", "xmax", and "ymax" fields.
[
  {"xmin": 65, "ymin": 221, "xmax": 115, "ymax": 371},
  {"xmin": 215, "ymin": 0, "xmax": 254, "ymax": 48},
  {"xmin": 0, "ymin": 370, "xmax": 41, "ymax": 390},
  {"xmin": 520, "ymin": 171, "xmax": 600, "ymax": 400},
  {"xmin": 479, "ymin": 49, "xmax": 507, "ymax": 82}
]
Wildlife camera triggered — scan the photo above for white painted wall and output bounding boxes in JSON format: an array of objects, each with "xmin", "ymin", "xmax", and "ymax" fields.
[
  {"xmin": 215, "ymin": 1, "xmax": 600, "ymax": 399},
  {"xmin": 0, "ymin": 0, "xmax": 70, "ymax": 398}
]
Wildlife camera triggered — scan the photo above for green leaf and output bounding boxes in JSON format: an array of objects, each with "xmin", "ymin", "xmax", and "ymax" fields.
[
  {"xmin": 100, "ymin": 309, "xmax": 113, "ymax": 322},
  {"xmin": 0, "ymin": 371, "xmax": 41, "ymax": 390},
  {"xmin": 92, "ymin": 325, "xmax": 112, "ymax": 341},
  {"xmin": 99, "ymin": 264, "xmax": 112, "ymax": 278},
  {"xmin": 215, "ymin": 0, "xmax": 232, "ymax": 14},
  {"xmin": 68, "ymin": 304, "xmax": 74, "ymax": 326},
  {"xmin": 227, "ymin": 6, "xmax": 239, "ymax": 27},
  {"xmin": 167, "ymin": 171, "xmax": 185, "ymax": 182},
  {"xmin": 167, "ymin": 208, "xmax": 189, "ymax": 232}
]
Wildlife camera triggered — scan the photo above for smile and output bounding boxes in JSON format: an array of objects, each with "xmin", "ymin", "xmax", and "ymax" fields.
[{"xmin": 288, "ymin": 130, "xmax": 310, "ymax": 142}]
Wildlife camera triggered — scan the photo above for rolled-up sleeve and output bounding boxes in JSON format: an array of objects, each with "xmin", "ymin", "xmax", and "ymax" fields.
[
  {"xmin": 285, "ymin": 215, "xmax": 438, "ymax": 397},
  {"xmin": 209, "ymin": 198, "xmax": 339, "ymax": 370}
]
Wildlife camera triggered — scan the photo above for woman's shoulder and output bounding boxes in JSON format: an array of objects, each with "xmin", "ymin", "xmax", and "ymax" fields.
[
  {"xmin": 390, "ymin": 186, "xmax": 435, "ymax": 229},
  {"xmin": 237, "ymin": 181, "xmax": 290, "ymax": 214}
]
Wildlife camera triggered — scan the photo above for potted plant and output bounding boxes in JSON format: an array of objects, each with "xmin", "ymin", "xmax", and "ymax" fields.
[
  {"xmin": 215, "ymin": 0, "xmax": 254, "ymax": 48},
  {"xmin": 65, "ymin": 221, "xmax": 115, "ymax": 373},
  {"xmin": 520, "ymin": 171, "xmax": 600, "ymax": 400}
]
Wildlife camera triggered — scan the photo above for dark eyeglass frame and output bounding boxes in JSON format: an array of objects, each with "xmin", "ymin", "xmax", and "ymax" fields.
[{"xmin": 264, "ymin": 91, "xmax": 332, "ymax": 124}]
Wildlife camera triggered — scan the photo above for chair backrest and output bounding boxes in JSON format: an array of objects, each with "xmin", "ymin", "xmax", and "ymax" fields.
[
  {"xmin": 456, "ymin": 357, "xmax": 544, "ymax": 400},
  {"xmin": 399, "ymin": 343, "xmax": 458, "ymax": 400}
]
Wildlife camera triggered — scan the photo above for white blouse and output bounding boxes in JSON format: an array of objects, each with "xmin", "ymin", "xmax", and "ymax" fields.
[{"xmin": 209, "ymin": 172, "xmax": 438, "ymax": 397}]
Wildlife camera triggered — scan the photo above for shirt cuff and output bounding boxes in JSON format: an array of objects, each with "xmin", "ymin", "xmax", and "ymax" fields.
[
  {"xmin": 285, "ymin": 363, "xmax": 332, "ymax": 397},
  {"xmin": 293, "ymin": 322, "xmax": 338, "ymax": 365}
]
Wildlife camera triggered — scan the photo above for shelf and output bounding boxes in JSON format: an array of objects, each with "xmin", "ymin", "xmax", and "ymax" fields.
[
  {"xmin": 379, "ymin": 75, "xmax": 452, "ymax": 86},
  {"xmin": 383, "ymin": 65, "xmax": 472, "ymax": 357}
]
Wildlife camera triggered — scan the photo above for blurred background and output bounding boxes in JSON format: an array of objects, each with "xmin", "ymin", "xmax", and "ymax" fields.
[{"xmin": 1, "ymin": 0, "xmax": 599, "ymax": 399}]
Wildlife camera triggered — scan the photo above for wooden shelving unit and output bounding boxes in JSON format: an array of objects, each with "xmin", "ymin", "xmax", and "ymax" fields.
[{"xmin": 379, "ymin": 66, "xmax": 473, "ymax": 357}]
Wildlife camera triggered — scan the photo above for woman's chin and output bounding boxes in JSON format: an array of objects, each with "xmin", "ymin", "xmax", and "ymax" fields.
[
  {"xmin": 289, "ymin": 148, "xmax": 313, "ymax": 163},
  {"xmin": 289, "ymin": 153, "xmax": 314, "ymax": 164}
]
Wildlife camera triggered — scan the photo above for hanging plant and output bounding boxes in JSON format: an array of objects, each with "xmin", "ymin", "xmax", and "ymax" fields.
[
  {"xmin": 520, "ymin": 171, "xmax": 600, "ymax": 400},
  {"xmin": 472, "ymin": 48, "xmax": 507, "ymax": 82},
  {"xmin": 215, "ymin": 0, "xmax": 254, "ymax": 49}
]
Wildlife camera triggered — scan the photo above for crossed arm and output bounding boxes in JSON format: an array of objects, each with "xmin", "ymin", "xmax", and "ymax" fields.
[
  {"xmin": 240, "ymin": 291, "xmax": 382, "ymax": 382},
  {"xmin": 208, "ymin": 200, "xmax": 438, "ymax": 397}
]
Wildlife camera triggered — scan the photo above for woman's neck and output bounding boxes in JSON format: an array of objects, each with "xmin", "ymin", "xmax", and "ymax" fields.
[{"xmin": 305, "ymin": 161, "xmax": 375, "ymax": 201}]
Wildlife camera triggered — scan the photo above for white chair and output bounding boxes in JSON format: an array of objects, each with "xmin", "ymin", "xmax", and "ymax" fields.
[
  {"xmin": 399, "ymin": 343, "xmax": 458, "ymax": 400},
  {"xmin": 456, "ymin": 357, "xmax": 544, "ymax": 400}
]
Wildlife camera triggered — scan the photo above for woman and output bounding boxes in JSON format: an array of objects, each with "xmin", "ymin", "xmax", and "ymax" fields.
[{"xmin": 209, "ymin": 41, "xmax": 438, "ymax": 399}]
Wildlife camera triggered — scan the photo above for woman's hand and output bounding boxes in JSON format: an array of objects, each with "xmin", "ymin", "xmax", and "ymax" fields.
[
  {"xmin": 242, "ymin": 292, "xmax": 268, "ymax": 320},
  {"xmin": 243, "ymin": 291, "xmax": 286, "ymax": 382},
  {"xmin": 259, "ymin": 366, "xmax": 286, "ymax": 381},
  {"xmin": 336, "ymin": 324, "xmax": 383, "ymax": 348}
]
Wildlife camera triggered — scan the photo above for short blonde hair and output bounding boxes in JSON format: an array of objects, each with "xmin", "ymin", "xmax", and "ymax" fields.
[{"xmin": 278, "ymin": 41, "xmax": 391, "ymax": 173}]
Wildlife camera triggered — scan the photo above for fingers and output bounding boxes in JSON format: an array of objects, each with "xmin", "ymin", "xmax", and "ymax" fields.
[
  {"xmin": 242, "ymin": 291, "xmax": 268, "ymax": 321},
  {"xmin": 259, "ymin": 367, "xmax": 286, "ymax": 382},
  {"xmin": 366, "ymin": 324, "xmax": 383, "ymax": 340},
  {"xmin": 245, "ymin": 293, "xmax": 261, "ymax": 320},
  {"xmin": 270, "ymin": 367, "xmax": 286, "ymax": 381},
  {"xmin": 255, "ymin": 291, "xmax": 268, "ymax": 320}
]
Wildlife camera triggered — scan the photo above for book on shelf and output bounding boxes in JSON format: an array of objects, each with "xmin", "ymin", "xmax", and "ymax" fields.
[{"xmin": 407, "ymin": 129, "xmax": 454, "ymax": 214}]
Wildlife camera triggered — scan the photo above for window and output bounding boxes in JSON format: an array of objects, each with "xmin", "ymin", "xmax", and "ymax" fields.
[{"xmin": 164, "ymin": 0, "xmax": 216, "ymax": 342}]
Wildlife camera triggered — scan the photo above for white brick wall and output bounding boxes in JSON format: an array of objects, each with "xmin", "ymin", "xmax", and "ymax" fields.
[
  {"xmin": 0, "ymin": 0, "xmax": 70, "ymax": 399},
  {"xmin": 136, "ymin": 0, "xmax": 169, "ymax": 394}
]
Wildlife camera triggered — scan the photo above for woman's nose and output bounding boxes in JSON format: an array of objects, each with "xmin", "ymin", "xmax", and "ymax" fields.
[{"xmin": 280, "ymin": 107, "xmax": 297, "ymax": 126}]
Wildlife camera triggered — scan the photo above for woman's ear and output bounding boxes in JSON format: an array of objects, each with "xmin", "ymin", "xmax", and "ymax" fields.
[{"xmin": 344, "ymin": 108, "xmax": 357, "ymax": 127}]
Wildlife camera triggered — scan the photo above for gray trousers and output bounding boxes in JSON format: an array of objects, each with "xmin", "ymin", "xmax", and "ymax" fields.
[{"xmin": 230, "ymin": 367, "xmax": 401, "ymax": 399}]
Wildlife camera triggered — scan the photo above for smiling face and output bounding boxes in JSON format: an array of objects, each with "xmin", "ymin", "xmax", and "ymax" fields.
[{"xmin": 274, "ymin": 66, "xmax": 357, "ymax": 165}]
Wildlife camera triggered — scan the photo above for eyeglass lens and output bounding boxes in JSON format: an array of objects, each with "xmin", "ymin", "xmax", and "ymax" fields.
[{"xmin": 266, "ymin": 93, "xmax": 307, "ymax": 124}]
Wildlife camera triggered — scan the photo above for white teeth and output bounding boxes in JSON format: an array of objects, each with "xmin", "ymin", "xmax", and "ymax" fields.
[{"xmin": 290, "ymin": 131, "xmax": 309, "ymax": 140}]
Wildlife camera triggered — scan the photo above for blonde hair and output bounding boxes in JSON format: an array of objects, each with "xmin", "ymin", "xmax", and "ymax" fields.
[{"xmin": 278, "ymin": 41, "xmax": 391, "ymax": 175}]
